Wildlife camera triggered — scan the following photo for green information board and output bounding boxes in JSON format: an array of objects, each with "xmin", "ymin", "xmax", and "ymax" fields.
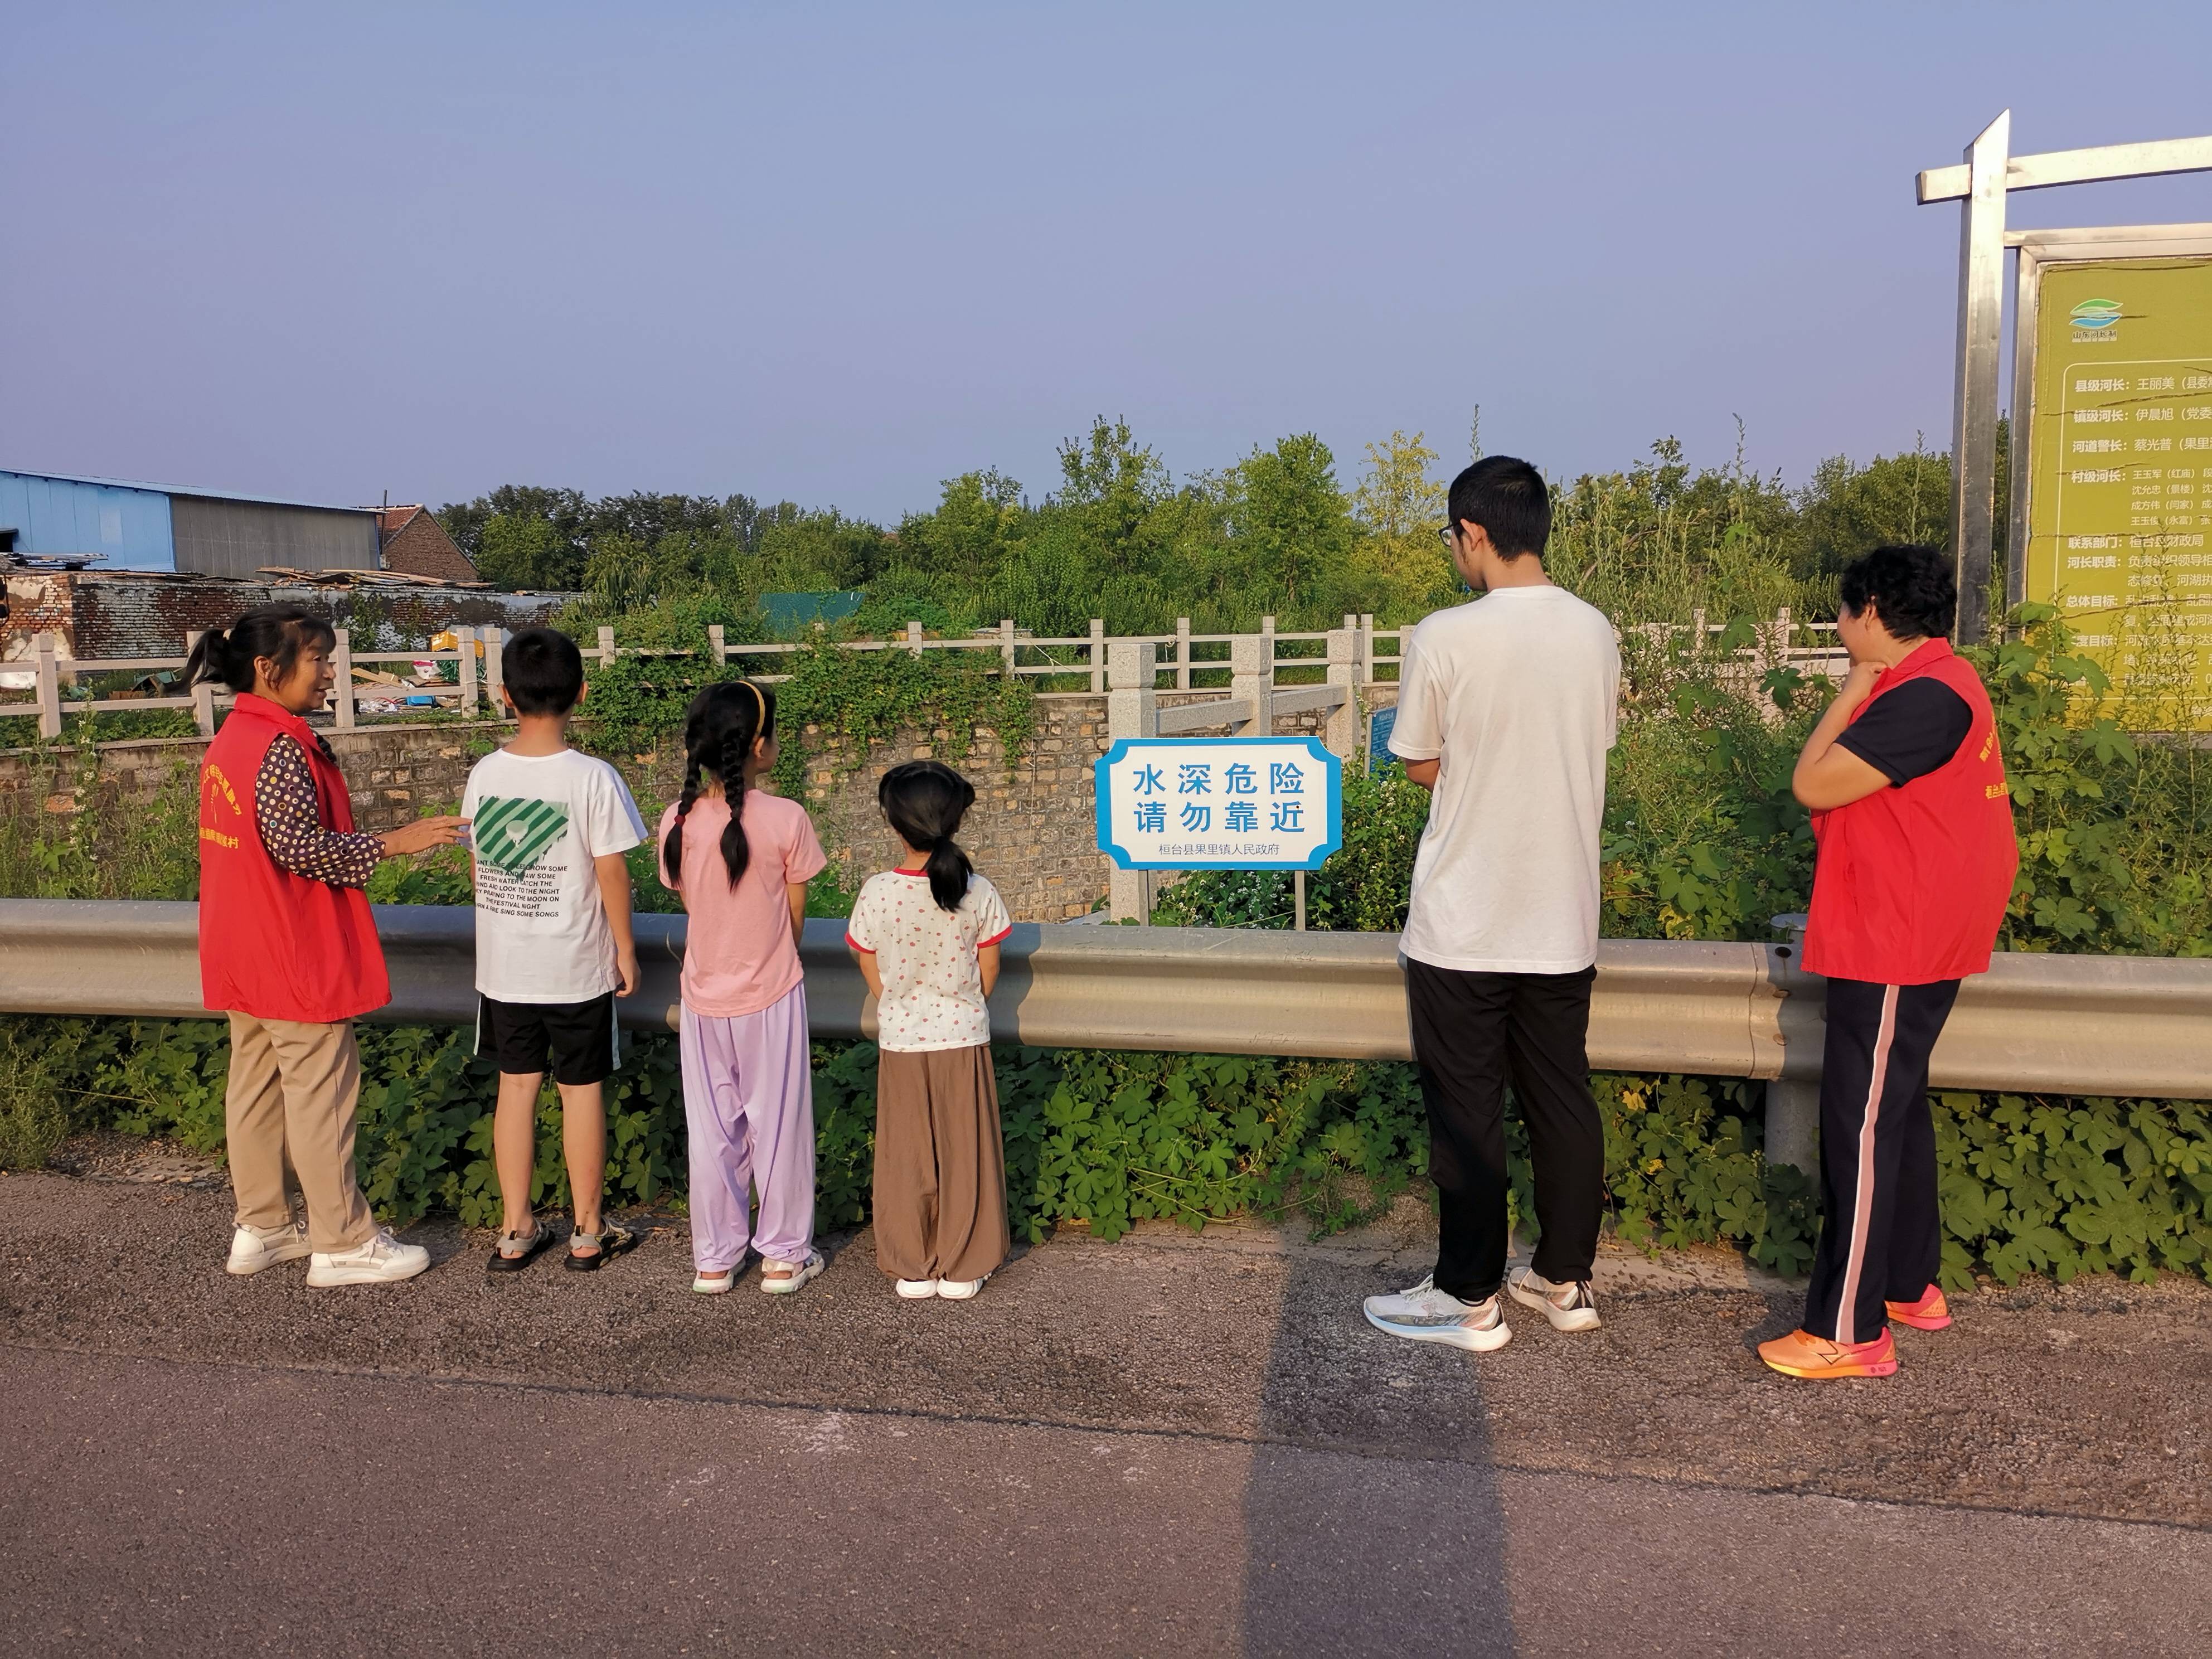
[{"xmin": 2025, "ymin": 256, "xmax": 2212, "ymax": 726}]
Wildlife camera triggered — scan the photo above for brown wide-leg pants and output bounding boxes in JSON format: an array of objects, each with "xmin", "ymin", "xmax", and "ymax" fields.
[
  {"xmin": 225, "ymin": 1013, "xmax": 378, "ymax": 1253},
  {"xmin": 872, "ymin": 1044, "xmax": 1010, "ymax": 1283}
]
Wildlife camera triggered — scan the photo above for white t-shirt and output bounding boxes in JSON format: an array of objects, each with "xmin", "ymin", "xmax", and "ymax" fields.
[
  {"xmin": 843, "ymin": 870, "xmax": 1013, "ymax": 1052},
  {"xmin": 1389, "ymin": 585, "xmax": 1620, "ymax": 974},
  {"xmin": 462, "ymin": 746, "xmax": 648, "ymax": 1003}
]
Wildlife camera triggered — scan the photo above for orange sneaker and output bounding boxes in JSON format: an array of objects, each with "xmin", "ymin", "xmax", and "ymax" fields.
[
  {"xmin": 1757, "ymin": 1327, "xmax": 1898, "ymax": 1379},
  {"xmin": 1885, "ymin": 1285, "xmax": 1952, "ymax": 1331}
]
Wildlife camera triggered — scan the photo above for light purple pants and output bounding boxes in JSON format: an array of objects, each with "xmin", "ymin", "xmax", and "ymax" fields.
[{"xmin": 680, "ymin": 984, "xmax": 816, "ymax": 1272}]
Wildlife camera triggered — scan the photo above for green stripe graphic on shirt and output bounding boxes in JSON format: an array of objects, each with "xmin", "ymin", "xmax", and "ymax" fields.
[{"xmin": 472, "ymin": 796, "xmax": 571, "ymax": 876}]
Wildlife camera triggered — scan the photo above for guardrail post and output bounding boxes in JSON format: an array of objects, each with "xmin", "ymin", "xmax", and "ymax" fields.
[
  {"xmin": 35, "ymin": 632, "xmax": 62, "ymax": 741},
  {"xmin": 1106, "ymin": 641, "xmax": 1159, "ymax": 924},
  {"xmin": 1764, "ymin": 913, "xmax": 1821, "ymax": 1176},
  {"xmin": 1260, "ymin": 614, "xmax": 1277, "ymax": 685},
  {"xmin": 1175, "ymin": 616, "xmax": 1191, "ymax": 690},
  {"xmin": 1088, "ymin": 619, "xmax": 1105, "ymax": 692},
  {"xmin": 185, "ymin": 631, "xmax": 216, "ymax": 736},
  {"xmin": 332, "ymin": 628, "xmax": 356, "ymax": 731},
  {"xmin": 999, "ymin": 619, "xmax": 1016, "ymax": 679},
  {"xmin": 1229, "ymin": 633, "xmax": 1272, "ymax": 736},
  {"xmin": 482, "ymin": 625, "xmax": 508, "ymax": 716},
  {"xmin": 708, "ymin": 624, "xmax": 727, "ymax": 667},
  {"xmin": 1359, "ymin": 613, "xmax": 1375, "ymax": 685},
  {"xmin": 1690, "ymin": 608, "xmax": 1707, "ymax": 657},
  {"xmin": 1324, "ymin": 628, "xmax": 1357, "ymax": 758},
  {"xmin": 455, "ymin": 624, "xmax": 480, "ymax": 715},
  {"xmin": 906, "ymin": 619, "xmax": 924, "ymax": 657},
  {"xmin": 596, "ymin": 627, "xmax": 617, "ymax": 668}
]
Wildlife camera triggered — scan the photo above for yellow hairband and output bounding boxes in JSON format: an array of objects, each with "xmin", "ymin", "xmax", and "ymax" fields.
[{"xmin": 740, "ymin": 678, "xmax": 765, "ymax": 725}]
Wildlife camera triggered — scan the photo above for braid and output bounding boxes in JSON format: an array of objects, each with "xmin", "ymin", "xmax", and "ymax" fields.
[
  {"xmin": 671, "ymin": 677, "xmax": 769, "ymax": 892},
  {"xmin": 663, "ymin": 755, "xmax": 704, "ymax": 888},
  {"xmin": 716, "ymin": 729, "xmax": 753, "ymax": 888}
]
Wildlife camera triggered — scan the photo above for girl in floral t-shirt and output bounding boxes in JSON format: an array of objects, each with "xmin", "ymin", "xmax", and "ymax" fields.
[{"xmin": 844, "ymin": 761, "xmax": 1012, "ymax": 1301}]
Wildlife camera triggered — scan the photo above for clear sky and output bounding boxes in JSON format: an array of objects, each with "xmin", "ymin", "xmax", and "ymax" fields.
[{"xmin": 7, "ymin": 2, "xmax": 2212, "ymax": 520}]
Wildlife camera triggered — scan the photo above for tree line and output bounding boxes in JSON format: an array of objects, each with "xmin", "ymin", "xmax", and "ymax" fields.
[{"xmin": 435, "ymin": 418, "xmax": 1972, "ymax": 638}]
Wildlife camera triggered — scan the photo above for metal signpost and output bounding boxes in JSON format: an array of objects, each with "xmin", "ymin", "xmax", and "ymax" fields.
[
  {"xmin": 1917, "ymin": 115, "xmax": 2212, "ymax": 649},
  {"xmin": 1095, "ymin": 736, "xmax": 1343, "ymax": 928}
]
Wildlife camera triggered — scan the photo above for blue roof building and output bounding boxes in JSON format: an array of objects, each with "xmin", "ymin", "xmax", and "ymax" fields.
[{"xmin": 0, "ymin": 468, "xmax": 382, "ymax": 579}]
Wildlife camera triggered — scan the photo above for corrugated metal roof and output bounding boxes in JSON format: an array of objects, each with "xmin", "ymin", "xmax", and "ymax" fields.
[{"xmin": 0, "ymin": 467, "xmax": 379, "ymax": 516}]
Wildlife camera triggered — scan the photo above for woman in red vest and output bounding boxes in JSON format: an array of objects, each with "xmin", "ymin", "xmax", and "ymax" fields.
[
  {"xmin": 188, "ymin": 607, "xmax": 467, "ymax": 1287},
  {"xmin": 1759, "ymin": 545, "xmax": 2019, "ymax": 1380}
]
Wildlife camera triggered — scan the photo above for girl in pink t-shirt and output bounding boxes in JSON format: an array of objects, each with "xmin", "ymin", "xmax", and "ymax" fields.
[{"xmin": 658, "ymin": 680, "xmax": 828, "ymax": 1295}]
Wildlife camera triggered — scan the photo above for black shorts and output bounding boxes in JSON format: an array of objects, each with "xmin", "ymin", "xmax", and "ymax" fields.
[{"xmin": 476, "ymin": 992, "xmax": 620, "ymax": 1085}]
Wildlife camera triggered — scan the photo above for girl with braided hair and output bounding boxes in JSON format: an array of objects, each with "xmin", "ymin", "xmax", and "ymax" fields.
[{"xmin": 656, "ymin": 679, "xmax": 829, "ymax": 1294}]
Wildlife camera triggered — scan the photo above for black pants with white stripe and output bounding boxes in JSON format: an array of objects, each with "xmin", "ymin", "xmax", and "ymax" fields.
[
  {"xmin": 1405, "ymin": 960, "xmax": 1605, "ymax": 1302},
  {"xmin": 1802, "ymin": 976, "xmax": 1961, "ymax": 1345}
]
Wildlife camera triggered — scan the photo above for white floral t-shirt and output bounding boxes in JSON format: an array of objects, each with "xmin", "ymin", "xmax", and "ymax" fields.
[{"xmin": 844, "ymin": 870, "xmax": 1012, "ymax": 1052}]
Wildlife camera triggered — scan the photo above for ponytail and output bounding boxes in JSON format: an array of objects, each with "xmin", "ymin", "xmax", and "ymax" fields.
[
  {"xmin": 666, "ymin": 678, "xmax": 773, "ymax": 889},
  {"xmin": 185, "ymin": 605, "xmax": 335, "ymax": 695},
  {"xmin": 878, "ymin": 760, "xmax": 976, "ymax": 913}
]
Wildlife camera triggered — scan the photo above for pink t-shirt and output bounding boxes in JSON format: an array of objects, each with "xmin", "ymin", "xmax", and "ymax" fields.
[{"xmin": 657, "ymin": 790, "xmax": 828, "ymax": 1017}]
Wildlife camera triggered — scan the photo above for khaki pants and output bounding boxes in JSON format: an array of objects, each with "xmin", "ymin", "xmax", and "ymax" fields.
[
  {"xmin": 872, "ymin": 1044, "xmax": 1010, "ymax": 1283},
  {"xmin": 225, "ymin": 1013, "xmax": 377, "ymax": 1253}
]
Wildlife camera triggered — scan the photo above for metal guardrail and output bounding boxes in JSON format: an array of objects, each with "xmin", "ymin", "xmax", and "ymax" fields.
[{"xmin": 0, "ymin": 903, "xmax": 2205, "ymax": 1110}]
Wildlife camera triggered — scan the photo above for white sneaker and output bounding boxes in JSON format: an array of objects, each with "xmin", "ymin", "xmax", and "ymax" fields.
[
  {"xmin": 1507, "ymin": 1266, "xmax": 1602, "ymax": 1332},
  {"xmin": 1362, "ymin": 1274, "xmax": 1512, "ymax": 1352},
  {"xmin": 895, "ymin": 1278, "xmax": 939, "ymax": 1299},
  {"xmin": 760, "ymin": 1249, "xmax": 825, "ymax": 1295},
  {"xmin": 692, "ymin": 1269, "xmax": 735, "ymax": 1295},
  {"xmin": 935, "ymin": 1277, "xmax": 986, "ymax": 1301},
  {"xmin": 305, "ymin": 1228, "xmax": 430, "ymax": 1287},
  {"xmin": 226, "ymin": 1218, "xmax": 311, "ymax": 1276}
]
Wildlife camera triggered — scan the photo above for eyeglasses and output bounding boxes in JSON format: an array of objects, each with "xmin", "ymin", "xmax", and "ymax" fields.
[{"xmin": 1437, "ymin": 525, "xmax": 1459, "ymax": 550}]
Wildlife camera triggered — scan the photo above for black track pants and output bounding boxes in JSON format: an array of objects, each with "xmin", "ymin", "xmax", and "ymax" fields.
[
  {"xmin": 1404, "ymin": 959, "xmax": 1606, "ymax": 1302},
  {"xmin": 1801, "ymin": 976, "xmax": 1961, "ymax": 1345}
]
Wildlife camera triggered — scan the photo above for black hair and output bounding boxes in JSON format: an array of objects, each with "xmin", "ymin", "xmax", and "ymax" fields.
[
  {"xmin": 665, "ymin": 678, "xmax": 776, "ymax": 890},
  {"xmin": 878, "ymin": 760, "xmax": 975, "ymax": 913},
  {"xmin": 1839, "ymin": 544, "xmax": 1955, "ymax": 641},
  {"xmin": 502, "ymin": 627, "xmax": 586, "ymax": 716},
  {"xmin": 183, "ymin": 605, "xmax": 336, "ymax": 695},
  {"xmin": 1447, "ymin": 455, "xmax": 1551, "ymax": 559}
]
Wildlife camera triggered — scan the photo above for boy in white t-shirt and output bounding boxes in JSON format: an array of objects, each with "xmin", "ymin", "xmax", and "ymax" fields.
[
  {"xmin": 462, "ymin": 628, "xmax": 647, "ymax": 1275},
  {"xmin": 1361, "ymin": 457, "xmax": 1621, "ymax": 1355}
]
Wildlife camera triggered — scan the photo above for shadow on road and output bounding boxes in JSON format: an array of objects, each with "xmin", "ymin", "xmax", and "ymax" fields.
[{"xmin": 1239, "ymin": 1251, "xmax": 1517, "ymax": 1658}]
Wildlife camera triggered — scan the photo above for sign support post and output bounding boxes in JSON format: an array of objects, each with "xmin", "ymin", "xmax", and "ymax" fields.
[{"xmin": 1947, "ymin": 110, "xmax": 2011, "ymax": 644}]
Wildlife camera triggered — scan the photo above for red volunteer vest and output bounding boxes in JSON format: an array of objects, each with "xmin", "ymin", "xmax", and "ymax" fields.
[
  {"xmin": 1803, "ymin": 639, "xmax": 2019, "ymax": 986},
  {"xmin": 198, "ymin": 693, "xmax": 391, "ymax": 1023}
]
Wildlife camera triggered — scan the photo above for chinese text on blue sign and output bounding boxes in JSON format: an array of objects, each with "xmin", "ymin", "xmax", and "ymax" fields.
[{"xmin": 1094, "ymin": 738, "xmax": 1342, "ymax": 870}]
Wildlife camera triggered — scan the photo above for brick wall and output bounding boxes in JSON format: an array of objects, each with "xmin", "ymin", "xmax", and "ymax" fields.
[
  {"xmin": 377, "ymin": 508, "xmax": 481, "ymax": 584},
  {"xmin": 1, "ymin": 570, "xmax": 572, "ymax": 663}
]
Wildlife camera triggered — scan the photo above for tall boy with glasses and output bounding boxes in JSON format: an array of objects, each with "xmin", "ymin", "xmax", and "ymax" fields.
[{"xmin": 1362, "ymin": 456, "xmax": 1621, "ymax": 1352}]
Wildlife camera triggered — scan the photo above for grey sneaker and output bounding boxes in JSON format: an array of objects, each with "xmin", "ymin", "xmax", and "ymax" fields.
[
  {"xmin": 1508, "ymin": 1266, "xmax": 1602, "ymax": 1331},
  {"xmin": 226, "ymin": 1218, "xmax": 311, "ymax": 1277},
  {"xmin": 1362, "ymin": 1274, "xmax": 1512, "ymax": 1352}
]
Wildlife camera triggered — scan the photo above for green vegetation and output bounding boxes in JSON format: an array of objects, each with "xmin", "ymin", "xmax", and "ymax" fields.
[
  {"xmin": 4, "ymin": 426, "xmax": 2204, "ymax": 1287},
  {"xmin": 437, "ymin": 421, "xmax": 1964, "ymax": 637}
]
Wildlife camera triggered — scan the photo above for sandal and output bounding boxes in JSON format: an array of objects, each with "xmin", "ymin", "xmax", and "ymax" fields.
[
  {"xmin": 760, "ymin": 1249, "xmax": 826, "ymax": 1295},
  {"xmin": 486, "ymin": 1224, "xmax": 554, "ymax": 1274},
  {"xmin": 564, "ymin": 1221, "xmax": 639, "ymax": 1273}
]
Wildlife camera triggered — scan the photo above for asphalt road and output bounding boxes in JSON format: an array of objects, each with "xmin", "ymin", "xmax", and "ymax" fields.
[{"xmin": 4, "ymin": 1168, "xmax": 2209, "ymax": 1657}]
